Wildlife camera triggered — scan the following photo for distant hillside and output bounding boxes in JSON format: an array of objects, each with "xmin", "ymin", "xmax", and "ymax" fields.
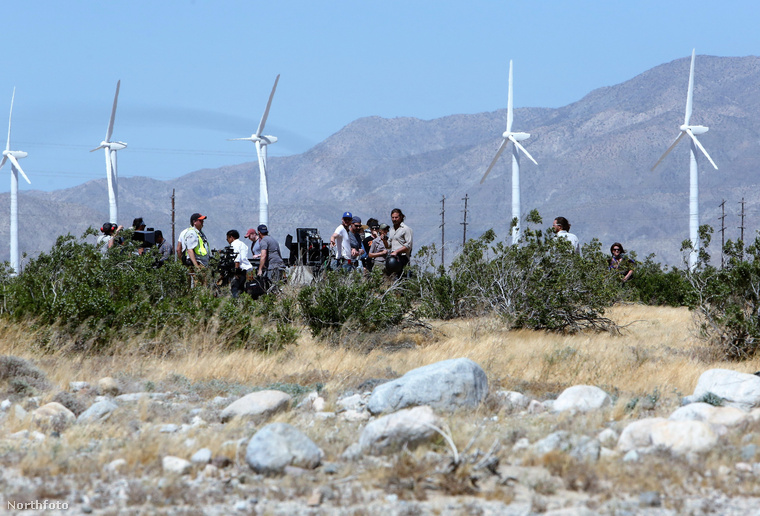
[{"xmin": 3, "ymin": 54, "xmax": 760, "ymax": 268}]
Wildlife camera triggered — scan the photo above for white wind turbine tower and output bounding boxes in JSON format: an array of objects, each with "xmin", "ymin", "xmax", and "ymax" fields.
[
  {"xmin": 91, "ymin": 80, "xmax": 126, "ymax": 224},
  {"xmin": 480, "ymin": 60, "xmax": 537, "ymax": 244},
  {"xmin": 229, "ymin": 74, "xmax": 280, "ymax": 227},
  {"xmin": 651, "ymin": 49, "xmax": 718, "ymax": 271},
  {"xmin": 0, "ymin": 88, "xmax": 31, "ymax": 275}
]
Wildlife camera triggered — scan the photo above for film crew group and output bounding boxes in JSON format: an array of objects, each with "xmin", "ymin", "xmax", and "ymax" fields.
[
  {"xmin": 329, "ymin": 208, "xmax": 412, "ymax": 275},
  {"xmin": 98, "ymin": 218, "xmax": 173, "ymax": 266}
]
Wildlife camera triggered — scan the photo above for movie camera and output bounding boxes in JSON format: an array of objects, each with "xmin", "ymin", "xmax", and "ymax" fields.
[
  {"xmin": 284, "ymin": 228, "xmax": 330, "ymax": 269},
  {"xmin": 131, "ymin": 228, "xmax": 157, "ymax": 247},
  {"xmin": 210, "ymin": 246, "xmax": 238, "ymax": 284}
]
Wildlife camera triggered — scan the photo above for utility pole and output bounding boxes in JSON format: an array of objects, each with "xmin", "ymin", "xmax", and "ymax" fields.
[
  {"xmin": 440, "ymin": 195, "xmax": 446, "ymax": 267},
  {"xmin": 739, "ymin": 197, "xmax": 746, "ymax": 261},
  {"xmin": 461, "ymin": 194, "xmax": 469, "ymax": 247},
  {"xmin": 171, "ymin": 189, "xmax": 176, "ymax": 261},
  {"xmin": 719, "ymin": 199, "xmax": 726, "ymax": 268}
]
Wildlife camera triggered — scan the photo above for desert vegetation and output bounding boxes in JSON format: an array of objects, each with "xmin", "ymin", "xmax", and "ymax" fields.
[{"xmin": 1, "ymin": 217, "xmax": 760, "ymax": 514}]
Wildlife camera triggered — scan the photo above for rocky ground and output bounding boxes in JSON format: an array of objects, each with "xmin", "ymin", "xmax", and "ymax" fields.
[{"xmin": 2, "ymin": 356, "xmax": 760, "ymax": 515}]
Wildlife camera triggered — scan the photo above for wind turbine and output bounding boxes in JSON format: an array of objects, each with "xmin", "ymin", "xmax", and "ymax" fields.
[
  {"xmin": 91, "ymin": 80, "xmax": 126, "ymax": 224},
  {"xmin": 0, "ymin": 88, "xmax": 31, "ymax": 275},
  {"xmin": 229, "ymin": 74, "xmax": 280, "ymax": 227},
  {"xmin": 651, "ymin": 49, "xmax": 718, "ymax": 271},
  {"xmin": 480, "ymin": 60, "xmax": 537, "ymax": 244}
]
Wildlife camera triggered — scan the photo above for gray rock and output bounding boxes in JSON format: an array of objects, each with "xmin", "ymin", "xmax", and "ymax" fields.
[
  {"xmin": 623, "ymin": 449, "xmax": 640, "ymax": 462},
  {"xmin": 689, "ymin": 368, "xmax": 760, "ymax": 411},
  {"xmin": 669, "ymin": 402, "xmax": 750, "ymax": 428},
  {"xmin": 552, "ymin": 385, "xmax": 612, "ymax": 413},
  {"xmin": 618, "ymin": 417, "xmax": 718, "ymax": 455},
  {"xmin": 162, "ymin": 456, "xmax": 192, "ymax": 475},
  {"xmin": 741, "ymin": 444, "xmax": 757, "ymax": 461},
  {"xmin": 245, "ymin": 423, "xmax": 323, "ymax": 475},
  {"xmin": 639, "ymin": 491, "xmax": 662, "ymax": 507},
  {"xmin": 221, "ymin": 390, "xmax": 292, "ymax": 423},
  {"xmin": 98, "ymin": 377, "xmax": 119, "ymax": 396},
  {"xmin": 32, "ymin": 402, "xmax": 76, "ymax": 430},
  {"xmin": 0, "ymin": 399, "xmax": 10, "ymax": 411},
  {"xmin": 191, "ymin": 448, "xmax": 212, "ymax": 464},
  {"xmin": 77, "ymin": 399, "xmax": 118, "ymax": 424},
  {"xmin": 336, "ymin": 394, "xmax": 364, "ymax": 412},
  {"xmin": 531, "ymin": 431, "xmax": 601, "ymax": 462},
  {"xmin": 69, "ymin": 381, "xmax": 90, "ymax": 392},
  {"xmin": 495, "ymin": 390, "xmax": 530, "ymax": 412},
  {"xmin": 367, "ymin": 358, "xmax": 488, "ymax": 414},
  {"xmin": 359, "ymin": 405, "xmax": 442, "ymax": 455}
]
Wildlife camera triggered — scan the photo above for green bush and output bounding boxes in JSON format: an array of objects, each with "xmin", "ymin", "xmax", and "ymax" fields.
[
  {"xmin": 686, "ymin": 234, "xmax": 760, "ymax": 359},
  {"xmin": 297, "ymin": 267, "xmax": 410, "ymax": 336},
  {"xmin": 0, "ymin": 230, "xmax": 297, "ymax": 352},
  {"xmin": 411, "ymin": 211, "xmax": 620, "ymax": 333}
]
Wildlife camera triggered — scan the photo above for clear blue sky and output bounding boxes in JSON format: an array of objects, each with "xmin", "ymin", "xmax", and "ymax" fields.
[{"xmin": 2, "ymin": 0, "xmax": 758, "ymax": 193}]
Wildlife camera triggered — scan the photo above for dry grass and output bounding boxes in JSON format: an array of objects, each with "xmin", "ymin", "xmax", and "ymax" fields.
[{"xmin": 3, "ymin": 304, "xmax": 757, "ymax": 403}]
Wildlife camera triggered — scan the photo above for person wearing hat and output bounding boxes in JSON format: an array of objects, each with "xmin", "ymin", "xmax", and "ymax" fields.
[
  {"xmin": 256, "ymin": 224, "xmax": 285, "ymax": 282},
  {"xmin": 368, "ymin": 223, "xmax": 391, "ymax": 269},
  {"xmin": 361, "ymin": 218, "xmax": 380, "ymax": 271},
  {"xmin": 177, "ymin": 213, "xmax": 210, "ymax": 268},
  {"xmin": 245, "ymin": 228, "xmax": 262, "ymax": 260},
  {"xmin": 329, "ymin": 211, "xmax": 354, "ymax": 270}
]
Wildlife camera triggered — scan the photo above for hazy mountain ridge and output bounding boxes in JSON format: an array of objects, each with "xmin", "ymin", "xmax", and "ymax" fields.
[{"xmin": 3, "ymin": 55, "xmax": 760, "ymax": 267}]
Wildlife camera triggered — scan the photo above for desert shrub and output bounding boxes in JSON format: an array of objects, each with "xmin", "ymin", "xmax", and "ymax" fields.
[
  {"xmin": 52, "ymin": 391, "xmax": 87, "ymax": 416},
  {"xmin": 0, "ymin": 355, "xmax": 51, "ymax": 394},
  {"xmin": 297, "ymin": 267, "xmax": 410, "ymax": 336},
  {"xmin": 687, "ymin": 232, "xmax": 760, "ymax": 360},
  {"xmin": 624, "ymin": 253, "xmax": 691, "ymax": 307},
  {"xmin": 0, "ymin": 230, "xmax": 298, "ymax": 352},
  {"xmin": 411, "ymin": 211, "xmax": 619, "ymax": 333}
]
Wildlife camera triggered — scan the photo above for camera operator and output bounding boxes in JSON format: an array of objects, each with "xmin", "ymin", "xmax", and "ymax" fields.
[
  {"xmin": 256, "ymin": 224, "xmax": 285, "ymax": 283},
  {"xmin": 226, "ymin": 230, "xmax": 252, "ymax": 298},
  {"xmin": 154, "ymin": 230, "xmax": 173, "ymax": 265}
]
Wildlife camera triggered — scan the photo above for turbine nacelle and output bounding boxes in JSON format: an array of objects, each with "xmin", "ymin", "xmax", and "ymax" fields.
[
  {"xmin": 229, "ymin": 134, "xmax": 278, "ymax": 145},
  {"xmin": 507, "ymin": 131, "xmax": 531, "ymax": 141},
  {"xmin": 3, "ymin": 149, "xmax": 27, "ymax": 159},
  {"xmin": 681, "ymin": 125, "xmax": 708, "ymax": 135}
]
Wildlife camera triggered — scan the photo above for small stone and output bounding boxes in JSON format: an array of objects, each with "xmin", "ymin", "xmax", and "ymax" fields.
[
  {"xmin": 104, "ymin": 458, "xmax": 127, "ymax": 474},
  {"xmin": 0, "ymin": 399, "xmax": 10, "ymax": 411},
  {"xmin": 160, "ymin": 424, "xmax": 180, "ymax": 433},
  {"xmin": 98, "ymin": 377, "xmax": 119, "ymax": 396},
  {"xmin": 741, "ymin": 444, "xmax": 757, "ymax": 461},
  {"xmin": 191, "ymin": 448, "xmax": 212, "ymax": 464},
  {"xmin": 623, "ymin": 450, "xmax": 640, "ymax": 462},
  {"xmin": 306, "ymin": 488, "xmax": 323, "ymax": 506},
  {"xmin": 639, "ymin": 491, "xmax": 661, "ymax": 507},
  {"xmin": 69, "ymin": 381, "xmax": 90, "ymax": 392},
  {"xmin": 162, "ymin": 456, "xmax": 192, "ymax": 475}
]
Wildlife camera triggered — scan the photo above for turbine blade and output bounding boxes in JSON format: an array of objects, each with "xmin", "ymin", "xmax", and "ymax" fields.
[
  {"xmin": 227, "ymin": 137, "xmax": 253, "ymax": 141},
  {"xmin": 256, "ymin": 74, "xmax": 280, "ymax": 137},
  {"xmin": 685, "ymin": 49, "xmax": 695, "ymax": 126},
  {"xmin": 480, "ymin": 139, "xmax": 509, "ymax": 184},
  {"xmin": 106, "ymin": 80, "xmax": 121, "ymax": 142},
  {"xmin": 686, "ymin": 129, "xmax": 719, "ymax": 170},
  {"xmin": 90, "ymin": 145, "xmax": 105, "ymax": 152},
  {"xmin": 0, "ymin": 155, "xmax": 6, "ymax": 170},
  {"xmin": 8, "ymin": 155, "xmax": 31, "ymax": 184},
  {"xmin": 506, "ymin": 60, "xmax": 513, "ymax": 133},
  {"xmin": 510, "ymin": 136, "xmax": 538, "ymax": 165},
  {"xmin": 651, "ymin": 132, "xmax": 685, "ymax": 171},
  {"xmin": 6, "ymin": 87, "xmax": 15, "ymax": 152}
]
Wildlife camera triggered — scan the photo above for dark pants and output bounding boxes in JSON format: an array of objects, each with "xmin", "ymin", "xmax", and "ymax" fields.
[{"xmin": 231, "ymin": 270, "xmax": 247, "ymax": 298}]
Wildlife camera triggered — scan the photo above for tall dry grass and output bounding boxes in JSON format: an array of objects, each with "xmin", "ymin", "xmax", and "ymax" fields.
[{"xmin": 1, "ymin": 304, "xmax": 758, "ymax": 402}]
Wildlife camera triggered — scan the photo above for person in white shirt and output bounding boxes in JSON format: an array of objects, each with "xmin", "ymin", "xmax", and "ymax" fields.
[
  {"xmin": 226, "ymin": 229, "xmax": 253, "ymax": 298},
  {"xmin": 329, "ymin": 211, "xmax": 355, "ymax": 270},
  {"xmin": 552, "ymin": 216, "xmax": 581, "ymax": 254}
]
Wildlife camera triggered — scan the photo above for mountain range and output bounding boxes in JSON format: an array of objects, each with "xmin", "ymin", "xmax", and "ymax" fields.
[{"xmin": 3, "ymin": 54, "xmax": 760, "ymax": 269}]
